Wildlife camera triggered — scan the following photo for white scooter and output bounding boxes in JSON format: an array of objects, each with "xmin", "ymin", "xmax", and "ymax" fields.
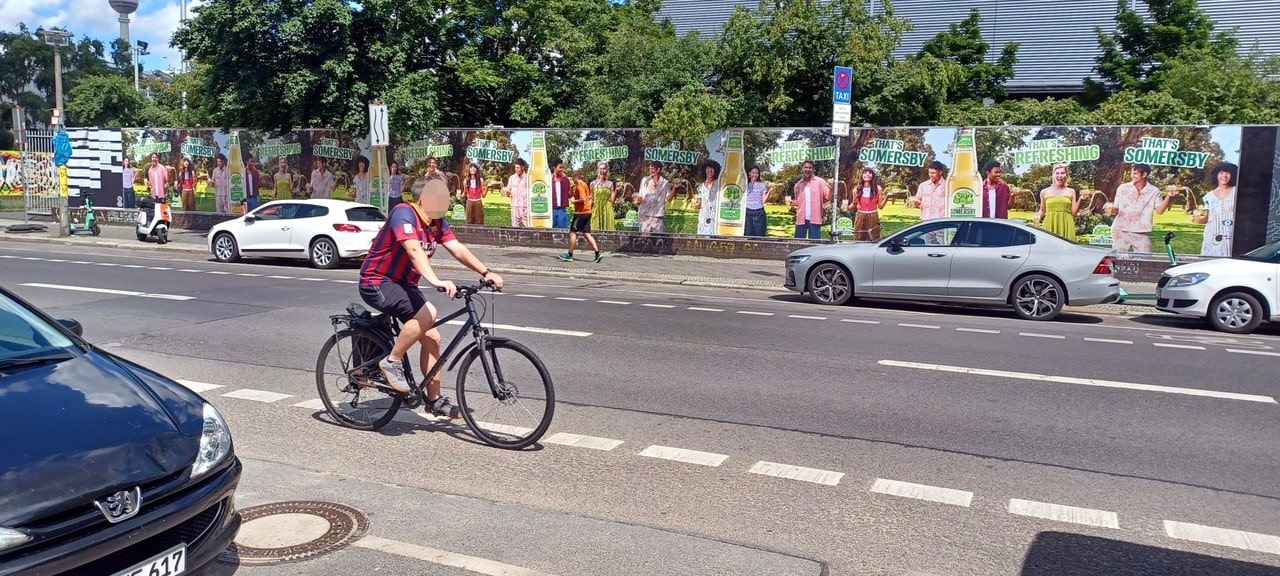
[{"xmin": 136, "ymin": 197, "xmax": 172, "ymax": 244}]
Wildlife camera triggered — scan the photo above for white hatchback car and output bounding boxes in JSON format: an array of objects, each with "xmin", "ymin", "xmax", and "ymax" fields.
[
  {"xmin": 1156, "ymin": 239, "xmax": 1280, "ymax": 334},
  {"xmin": 207, "ymin": 199, "xmax": 386, "ymax": 269}
]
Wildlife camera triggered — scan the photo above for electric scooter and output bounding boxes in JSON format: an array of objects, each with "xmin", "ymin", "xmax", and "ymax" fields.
[
  {"xmin": 68, "ymin": 196, "xmax": 101, "ymax": 236},
  {"xmin": 136, "ymin": 196, "xmax": 171, "ymax": 244}
]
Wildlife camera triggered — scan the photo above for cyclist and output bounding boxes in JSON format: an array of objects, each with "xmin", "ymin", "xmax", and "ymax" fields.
[{"xmin": 358, "ymin": 174, "xmax": 505, "ymax": 419}]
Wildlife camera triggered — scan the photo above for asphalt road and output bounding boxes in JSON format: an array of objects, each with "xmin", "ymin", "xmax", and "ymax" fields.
[{"xmin": 2, "ymin": 242, "xmax": 1278, "ymax": 576}]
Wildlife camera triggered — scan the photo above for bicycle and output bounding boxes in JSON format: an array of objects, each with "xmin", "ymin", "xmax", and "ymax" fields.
[{"xmin": 315, "ymin": 282, "xmax": 555, "ymax": 449}]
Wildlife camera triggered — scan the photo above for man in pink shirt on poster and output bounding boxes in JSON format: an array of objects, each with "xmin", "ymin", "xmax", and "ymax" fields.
[
  {"xmin": 789, "ymin": 159, "xmax": 831, "ymax": 239},
  {"xmin": 146, "ymin": 153, "xmax": 168, "ymax": 200}
]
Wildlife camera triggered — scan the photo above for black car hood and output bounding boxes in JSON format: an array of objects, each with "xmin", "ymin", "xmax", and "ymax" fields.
[{"xmin": 0, "ymin": 351, "xmax": 200, "ymax": 526}]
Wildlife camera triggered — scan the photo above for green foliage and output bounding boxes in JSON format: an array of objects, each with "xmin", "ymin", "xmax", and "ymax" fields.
[
  {"xmin": 65, "ymin": 74, "xmax": 149, "ymax": 127},
  {"xmin": 1149, "ymin": 46, "xmax": 1280, "ymax": 124},
  {"xmin": 915, "ymin": 8, "xmax": 1019, "ymax": 102},
  {"xmin": 651, "ymin": 85, "xmax": 730, "ymax": 149},
  {"xmin": 939, "ymin": 98, "xmax": 1091, "ymax": 127}
]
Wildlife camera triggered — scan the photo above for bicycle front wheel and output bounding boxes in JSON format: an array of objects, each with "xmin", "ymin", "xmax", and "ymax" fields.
[
  {"xmin": 316, "ymin": 329, "xmax": 403, "ymax": 431},
  {"xmin": 455, "ymin": 339, "xmax": 555, "ymax": 449}
]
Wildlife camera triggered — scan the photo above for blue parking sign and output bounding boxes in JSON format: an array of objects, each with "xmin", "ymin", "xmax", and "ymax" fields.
[{"xmin": 832, "ymin": 66, "xmax": 852, "ymax": 104}]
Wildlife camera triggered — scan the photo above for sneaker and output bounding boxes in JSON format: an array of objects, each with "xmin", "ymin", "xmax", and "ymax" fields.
[
  {"xmin": 593, "ymin": 253, "xmax": 604, "ymax": 263},
  {"xmin": 558, "ymin": 253, "xmax": 574, "ymax": 262},
  {"xmin": 378, "ymin": 357, "xmax": 412, "ymax": 394},
  {"xmin": 427, "ymin": 395, "xmax": 463, "ymax": 420}
]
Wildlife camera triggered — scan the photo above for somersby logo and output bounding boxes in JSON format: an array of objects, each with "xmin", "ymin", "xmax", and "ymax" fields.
[{"xmin": 950, "ymin": 188, "xmax": 977, "ymax": 217}]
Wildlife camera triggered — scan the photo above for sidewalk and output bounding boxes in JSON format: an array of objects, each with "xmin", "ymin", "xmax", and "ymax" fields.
[{"xmin": 0, "ymin": 217, "xmax": 1158, "ymax": 314}]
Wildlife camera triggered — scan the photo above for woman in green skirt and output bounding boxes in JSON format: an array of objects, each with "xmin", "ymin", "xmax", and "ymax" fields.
[{"xmin": 590, "ymin": 160, "xmax": 616, "ymax": 231}]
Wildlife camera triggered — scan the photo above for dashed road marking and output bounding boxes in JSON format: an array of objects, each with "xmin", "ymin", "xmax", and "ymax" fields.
[
  {"xmin": 749, "ymin": 461, "xmax": 843, "ymax": 486},
  {"xmin": 736, "ymin": 311, "xmax": 773, "ymax": 316},
  {"xmin": 878, "ymin": 360, "xmax": 1278, "ymax": 404},
  {"xmin": 515, "ymin": 294, "xmax": 545, "ymax": 298},
  {"xmin": 639, "ymin": 445, "xmax": 728, "ymax": 467},
  {"xmin": 354, "ymin": 536, "xmax": 558, "ymax": 576},
  {"xmin": 267, "ymin": 275, "xmax": 294, "ymax": 279},
  {"xmin": 956, "ymin": 327, "xmax": 1000, "ymax": 334},
  {"xmin": 177, "ymin": 269, "xmax": 203, "ymax": 273},
  {"xmin": 871, "ymin": 479, "xmax": 973, "ymax": 507},
  {"xmin": 642, "ymin": 303, "xmax": 676, "ymax": 308},
  {"xmin": 148, "ymin": 266, "xmax": 173, "ymax": 270},
  {"xmin": 221, "ymin": 389, "xmax": 293, "ymax": 403},
  {"xmin": 122, "ymin": 264, "xmax": 145, "ymax": 268},
  {"xmin": 544, "ymin": 432, "xmax": 624, "ymax": 451},
  {"xmin": 1008, "ymin": 498, "xmax": 1120, "ymax": 529},
  {"xmin": 788, "ymin": 314, "xmax": 827, "ymax": 320},
  {"xmin": 206, "ymin": 270, "xmax": 231, "ymax": 275},
  {"xmin": 597, "ymin": 300, "xmax": 631, "ymax": 305},
  {"xmin": 687, "ymin": 307, "xmax": 723, "ymax": 312},
  {"xmin": 555, "ymin": 296, "xmax": 587, "ymax": 301},
  {"xmin": 177, "ymin": 379, "xmax": 223, "ymax": 393},
  {"xmin": 899, "ymin": 323, "xmax": 941, "ymax": 329},
  {"xmin": 1164, "ymin": 520, "xmax": 1280, "ymax": 555},
  {"xmin": 332, "ymin": 279, "xmax": 357, "ymax": 284},
  {"xmin": 1227, "ymin": 349, "xmax": 1280, "ymax": 357},
  {"xmin": 443, "ymin": 319, "xmax": 591, "ymax": 337},
  {"xmin": 1084, "ymin": 337, "xmax": 1133, "ymax": 344},
  {"xmin": 298, "ymin": 277, "xmax": 326, "ymax": 282},
  {"xmin": 1153, "ymin": 343, "xmax": 1205, "ymax": 350},
  {"xmin": 842, "ymin": 319, "xmax": 881, "ymax": 325},
  {"xmin": 236, "ymin": 272, "xmax": 261, "ymax": 277},
  {"xmin": 1019, "ymin": 332, "xmax": 1065, "ymax": 339},
  {"xmin": 293, "ymin": 398, "xmax": 328, "ymax": 410}
]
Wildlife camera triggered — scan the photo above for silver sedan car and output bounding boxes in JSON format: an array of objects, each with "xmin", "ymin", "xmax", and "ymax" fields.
[{"xmin": 783, "ymin": 218, "xmax": 1122, "ymax": 321}]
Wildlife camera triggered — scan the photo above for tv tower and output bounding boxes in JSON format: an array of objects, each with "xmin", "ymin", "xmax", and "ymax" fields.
[{"xmin": 107, "ymin": 0, "xmax": 139, "ymax": 45}]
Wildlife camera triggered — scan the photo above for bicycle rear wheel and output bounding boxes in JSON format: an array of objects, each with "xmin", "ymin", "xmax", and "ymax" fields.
[
  {"xmin": 316, "ymin": 329, "xmax": 403, "ymax": 430},
  {"xmin": 455, "ymin": 339, "xmax": 555, "ymax": 449}
]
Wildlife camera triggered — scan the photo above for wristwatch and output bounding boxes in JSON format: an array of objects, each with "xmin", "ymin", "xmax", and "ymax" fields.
[{"xmin": 481, "ymin": 268, "xmax": 492, "ymax": 278}]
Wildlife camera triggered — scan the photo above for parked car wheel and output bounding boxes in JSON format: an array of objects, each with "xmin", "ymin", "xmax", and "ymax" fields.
[
  {"xmin": 310, "ymin": 236, "xmax": 340, "ymax": 269},
  {"xmin": 212, "ymin": 232, "xmax": 241, "ymax": 263},
  {"xmin": 1207, "ymin": 291, "xmax": 1264, "ymax": 334},
  {"xmin": 807, "ymin": 262, "xmax": 853, "ymax": 306},
  {"xmin": 1012, "ymin": 274, "xmax": 1065, "ymax": 321}
]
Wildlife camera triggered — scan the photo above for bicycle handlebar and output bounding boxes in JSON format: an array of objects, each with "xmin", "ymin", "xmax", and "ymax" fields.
[{"xmin": 448, "ymin": 280, "xmax": 500, "ymax": 299}]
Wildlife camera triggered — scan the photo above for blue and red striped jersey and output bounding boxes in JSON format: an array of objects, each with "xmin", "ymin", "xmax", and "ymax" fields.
[{"xmin": 359, "ymin": 203, "xmax": 456, "ymax": 287}]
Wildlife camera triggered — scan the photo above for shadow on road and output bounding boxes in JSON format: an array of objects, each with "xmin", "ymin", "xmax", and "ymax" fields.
[
  {"xmin": 1020, "ymin": 532, "xmax": 1280, "ymax": 576},
  {"xmin": 306, "ymin": 410, "xmax": 546, "ymax": 452},
  {"xmin": 765, "ymin": 294, "xmax": 1105, "ymax": 325},
  {"xmin": 1127, "ymin": 313, "xmax": 1280, "ymax": 337}
]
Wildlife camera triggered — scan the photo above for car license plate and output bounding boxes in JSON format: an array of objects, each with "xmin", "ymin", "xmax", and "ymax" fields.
[{"xmin": 111, "ymin": 543, "xmax": 186, "ymax": 576}]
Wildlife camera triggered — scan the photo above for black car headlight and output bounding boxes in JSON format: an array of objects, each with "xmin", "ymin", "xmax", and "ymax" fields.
[
  {"xmin": 786, "ymin": 255, "xmax": 812, "ymax": 265},
  {"xmin": 192, "ymin": 403, "xmax": 232, "ymax": 479}
]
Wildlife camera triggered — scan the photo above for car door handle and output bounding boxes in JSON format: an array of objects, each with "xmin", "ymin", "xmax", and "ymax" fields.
[
  {"xmin": 281, "ymin": 227, "xmax": 291, "ymax": 231},
  {"xmin": 1001, "ymin": 254, "xmax": 1022, "ymax": 259},
  {"xmin": 927, "ymin": 253, "xmax": 947, "ymax": 258}
]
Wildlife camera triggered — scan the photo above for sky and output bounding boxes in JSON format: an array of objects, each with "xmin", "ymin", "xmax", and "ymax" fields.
[{"xmin": 3, "ymin": 0, "xmax": 201, "ymax": 74}]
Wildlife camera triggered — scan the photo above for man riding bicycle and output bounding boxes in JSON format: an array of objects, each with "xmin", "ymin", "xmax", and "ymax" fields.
[{"xmin": 358, "ymin": 174, "xmax": 505, "ymax": 419}]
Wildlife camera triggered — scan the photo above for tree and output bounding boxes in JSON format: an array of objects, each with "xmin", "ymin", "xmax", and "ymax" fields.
[
  {"xmin": 1149, "ymin": 46, "xmax": 1280, "ymax": 124},
  {"xmin": 651, "ymin": 85, "xmax": 730, "ymax": 150},
  {"xmin": 915, "ymin": 8, "xmax": 1019, "ymax": 102},
  {"xmin": 1083, "ymin": 0, "xmax": 1238, "ymax": 103},
  {"xmin": 938, "ymin": 98, "xmax": 1091, "ymax": 127},
  {"xmin": 65, "ymin": 74, "xmax": 148, "ymax": 127}
]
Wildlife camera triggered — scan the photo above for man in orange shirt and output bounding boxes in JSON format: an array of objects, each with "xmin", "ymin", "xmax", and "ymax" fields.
[{"xmin": 559, "ymin": 173, "xmax": 603, "ymax": 263}]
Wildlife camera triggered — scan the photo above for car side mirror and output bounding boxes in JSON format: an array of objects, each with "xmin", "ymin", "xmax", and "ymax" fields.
[
  {"xmin": 887, "ymin": 237, "xmax": 908, "ymax": 249},
  {"xmin": 57, "ymin": 318, "xmax": 83, "ymax": 337},
  {"xmin": 244, "ymin": 213, "xmax": 257, "ymax": 222}
]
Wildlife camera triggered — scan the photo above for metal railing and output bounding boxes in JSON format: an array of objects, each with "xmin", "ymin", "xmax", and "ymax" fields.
[{"xmin": 21, "ymin": 130, "xmax": 58, "ymax": 218}]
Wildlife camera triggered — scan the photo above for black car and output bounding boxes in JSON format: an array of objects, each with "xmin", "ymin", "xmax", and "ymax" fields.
[{"xmin": 0, "ymin": 286, "xmax": 241, "ymax": 576}]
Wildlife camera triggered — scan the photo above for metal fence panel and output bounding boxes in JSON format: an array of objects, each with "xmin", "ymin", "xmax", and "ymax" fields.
[{"xmin": 22, "ymin": 130, "xmax": 56, "ymax": 216}]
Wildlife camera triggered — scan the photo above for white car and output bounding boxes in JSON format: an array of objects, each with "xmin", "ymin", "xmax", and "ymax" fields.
[
  {"xmin": 207, "ymin": 199, "xmax": 386, "ymax": 269},
  {"xmin": 1156, "ymin": 239, "xmax": 1280, "ymax": 334}
]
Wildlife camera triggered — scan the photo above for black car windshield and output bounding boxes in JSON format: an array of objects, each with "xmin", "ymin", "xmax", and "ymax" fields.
[
  {"xmin": 0, "ymin": 292, "xmax": 78, "ymax": 367},
  {"xmin": 1238, "ymin": 240, "xmax": 1280, "ymax": 263},
  {"xmin": 345, "ymin": 207, "xmax": 386, "ymax": 221}
]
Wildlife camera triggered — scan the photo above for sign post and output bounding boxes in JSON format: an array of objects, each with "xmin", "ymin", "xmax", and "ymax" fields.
[
  {"xmin": 831, "ymin": 66, "xmax": 852, "ymax": 240},
  {"xmin": 368, "ymin": 100, "xmax": 390, "ymax": 208}
]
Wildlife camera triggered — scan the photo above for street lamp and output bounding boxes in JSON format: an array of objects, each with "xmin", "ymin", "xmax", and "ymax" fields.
[
  {"xmin": 133, "ymin": 40, "xmax": 149, "ymax": 92},
  {"xmin": 35, "ymin": 27, "xmax": 72, "ymax": 238}
]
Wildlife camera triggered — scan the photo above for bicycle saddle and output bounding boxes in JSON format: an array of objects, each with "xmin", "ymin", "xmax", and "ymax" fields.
[{"xmin": 346, "ymin": 302, "xmax": 374, "ymax": 319}]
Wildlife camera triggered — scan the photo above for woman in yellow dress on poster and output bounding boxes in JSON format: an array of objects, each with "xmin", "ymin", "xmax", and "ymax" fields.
[
  {"xmin": 590, "ymin": 160, "xmax": 616, "ymax": 231},
  {"xmin": 273, "ymin": 156, "xmax": 293, "ymax": 200},
  {"xmin": 1035, "ymin": 163, "xmax": 1079, "ymax": 241}
]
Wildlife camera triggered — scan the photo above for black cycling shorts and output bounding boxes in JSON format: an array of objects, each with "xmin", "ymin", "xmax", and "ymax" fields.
[
  {"xmin": 358, "ymin": 280, "xmax": 426, "ymax": 323},
  {"xmin": 570, "ymin": 214, "xmax": 592, "ymax": 233}
]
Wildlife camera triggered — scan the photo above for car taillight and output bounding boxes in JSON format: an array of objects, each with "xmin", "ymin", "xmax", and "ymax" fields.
[
  {"xmin": 333, "ymin": 223, "xmax": 362, "ymax": 232},
  {"xmin": 1093, "ymin": 256, "xmax": 1114, "ymax": 275}
]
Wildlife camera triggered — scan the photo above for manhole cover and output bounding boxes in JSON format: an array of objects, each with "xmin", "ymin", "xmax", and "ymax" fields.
[{"xmin": 218, "ymin": 500, "xmax": 368, "ymax": 566}]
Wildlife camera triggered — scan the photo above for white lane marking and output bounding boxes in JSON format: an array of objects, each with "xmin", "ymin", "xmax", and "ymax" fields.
[
  {"xmin": 18, "ymin": 283, "xmax": 195, "ymax": 301},
  {"xmin": 293, "ymin": 398, "xmax": 327, "ymax": 410},
  {"xmin": 236, "ymin": 273, "xmax": 262, "ymax": 277},
  {"xmin": 1019, "ymin": 332, "xmax": 1065, "ymax": 339},
  {"xmin": 122, "ymin": 264, "xmax": 145, "ymax": 268},
  {"xmin": 642, "ymin": 303, "xmax": 676, "ymax": 308},
  {"xmin": 354, "ymin": 536, "xmax": 558, "ymax": 576},
  {"xmin": 177, "ymin": 380, "xmax": 223, "ymax": 393},
  {"xmin": 298, "ymin": 277, "xmax": 326, "ymax": 282},
  {"xmin": 221, "ymin": 389, "xmax": 293, "ymax": 403},
  {"xmin": 93, "ymin": 262, "xmax": 118, "ymax": 266},
  {"xmin": 842, "ymin": 319, "xmax": 881, "ymax": 325},
  {"xmin": 956, "ymin": 327, "xmax": 1000, "ymax": 334},
  {"xmin": 597, "ymin": 300, "xmax": 631, "ymax": 305},
  {"xmin": 544, "ymin": 432, "xmax": 624, "ymax": 451},
  {"xmin": 1008, "ymin": 499, "xmax": 1120, "ymax": 529},
  {"xmin": 1164, "ymin": 520, "xmax": 1280, "ymax": 555},
  {"xmin": 899, "ymin": 323, "xmax": 940, "ymax": 329},
  {"xmin": 788, "ymin": 314, "xmax": 827, "ymax": 320},
  {"xmin": 206, "ymin": 270, "xmax": 231, "ymax": 275},
  {"xmin": 1227, "ymin": 349, "xmax": 1280, "ymax": 357},
  {"xmin": 0, "ymin": 255, "xmax": 13, "ymax": 258},
  {"xmin": 878, "ymin": 360, "xmax": 1278, "ymax": 404},
  {"xmin": 639, "ymin": 445, "xmax": 728, "ymax": 467},
  {"xmin": 332, "ymin": 279, "xmax": 357, "ymax": 284},
  {"xmin": 148, "ymin": 266, "xmax": 173, "ymax": 270},
  {"xmin": 687, "ymin": 307, "xmax": 723, "ymax": 312},
  {"xmin": 1084, "ymin": 337, "xmax": 1132, "ymax": 344},
  {"xmin": 70, "ymin": 260, "xmax": 91, "ymax": 264},
  {"xmin": 19, "ymin": 256, "xmax": 40, "ymax": 260},
  {"xmin": 177, "ymin": 269, "xmax": 203, "ymax": 273},
  {"xmin": 267, "ymin": 275, "xmax": 294, "ymax": 279},
  {"xmin": 515, "ymin": 293, "xmax": 546, "ymax": 298},
  {"xmin": 1153, "ymin": 343, "xmax": 1205, "ymax": 350},
  {"xmin": 871, "ymin": 479, "xmax": 973, "ymax": 507},
  {"xmin": 555, "ymin": 296, "xmax": 587, "ymax": 301},
  {"xmin": 47, "ymin": 258, "xmax": 67, "ymax": 262},
  {"xmin": 736, "ymin": 311, "xmax": 774, "ymax": 316},
  {"xmin": 749, "ymin": 461, "xmax": 843, "ymax": 486},
  {"xmin": 444, "ymin": 319, "xmax": 591, "ymax": 337}
]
